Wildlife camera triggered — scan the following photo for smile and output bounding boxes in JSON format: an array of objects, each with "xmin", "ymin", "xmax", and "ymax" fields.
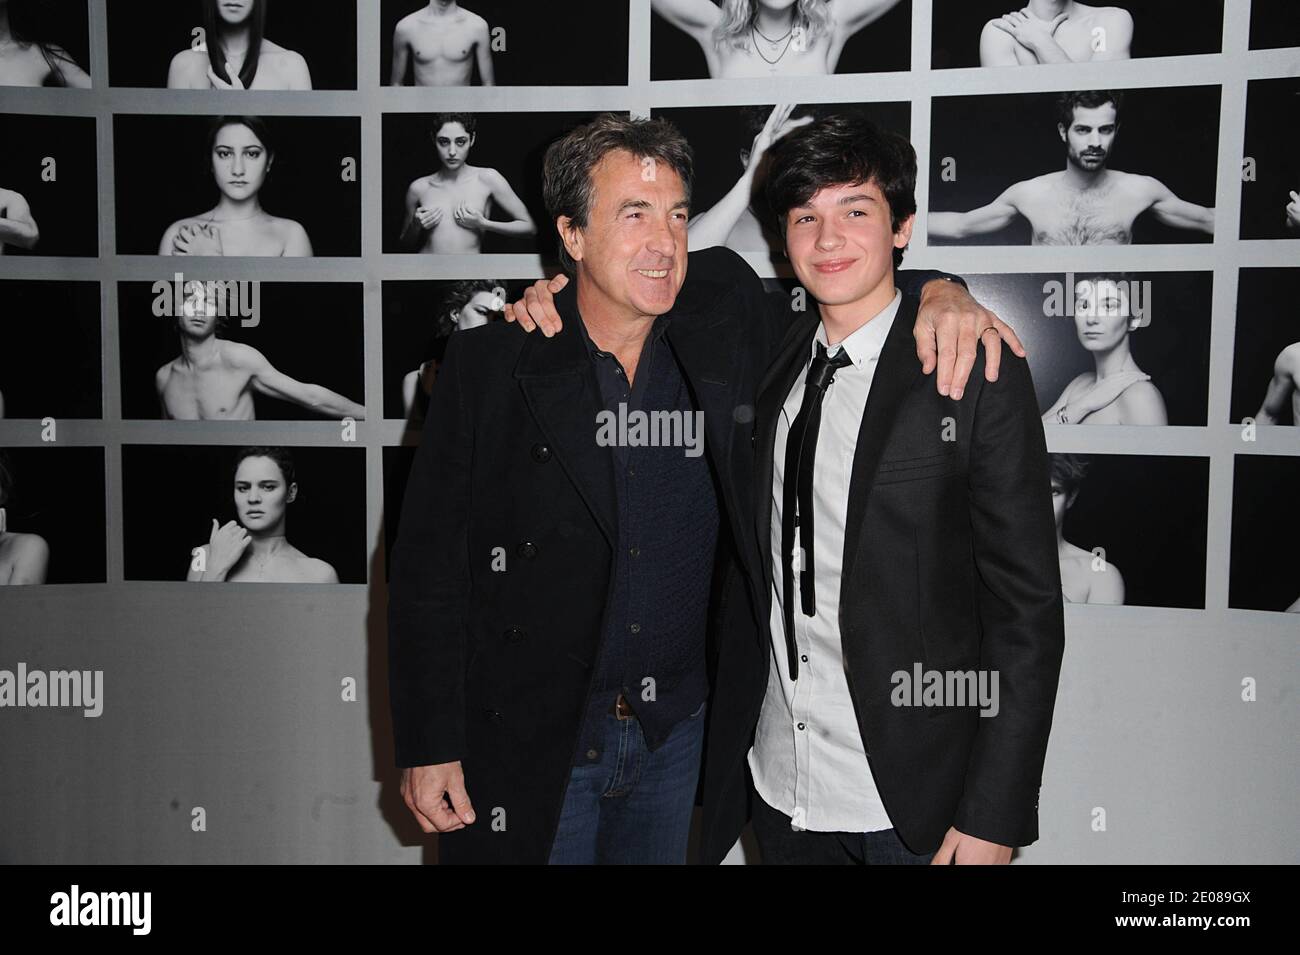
[{"xmin": 636, "ymin": 269, "xmax": 669, "ymax": 278}]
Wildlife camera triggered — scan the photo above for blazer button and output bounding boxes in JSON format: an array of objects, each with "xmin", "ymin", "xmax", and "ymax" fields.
[
  {"xmin": 517, "ymin": 541, "xmax": 538, "ymax": 558},
  {"xmin": 531, "ymin": 443, "xmax": 552, "ymax": 463},
  {"xmin": 483, "ymin": 708, "xmax": 503, "ymax": 723},
  {"xmin": 504, "ymin": 627, "xmax": 525, "ymax": 643}
]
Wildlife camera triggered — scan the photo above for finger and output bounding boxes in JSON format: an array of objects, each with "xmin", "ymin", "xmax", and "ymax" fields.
[
  {"xmin": 993, "ymin": 313, "xmax": 1027, "ymax": 357},
  {"xmin": 981, "ymin": 328, "xmax": 1003, "ymax": 383},
  {"xmin": 949, "ymin": 314, "xmax": 980, "ymax": 400},
  {"xmin": 933, "ymin": 316, "xmax": 958, "ymax": 397},
  {"xmin": 914, "ymin": 322, "xmax": 938, "ymax": 377},
  {"xmin": 402, "ymin": 788, "xmax": 438, "ymax": 834},
  {"xmin": 546, "ymin": 273, "xmax": 571, "ymax": 293},
  {"xmin": 446, "ymin": 779, "xmax": 476, "ymax": 826}
]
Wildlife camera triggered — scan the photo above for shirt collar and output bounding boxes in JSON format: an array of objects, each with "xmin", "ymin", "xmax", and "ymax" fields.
[
  {"xmin": 813, "ymin": 288, "xmax": 902, "ymax": 369},
  {"xmin": 577, "ymin": 310, "xmax": 671, "ymax": 360}
]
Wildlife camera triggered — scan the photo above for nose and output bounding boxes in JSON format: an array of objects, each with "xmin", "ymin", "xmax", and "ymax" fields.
[
  {"xmin": 645, "ymin": 214, "xmax": 679, "ymax": 258},
  {"xmin": 231, "ymin": 152, "xmax": 245, "ymax": 175},
  {"xmin": 815, "ymin": 216, "xmax": 845, "ymax": 251}
]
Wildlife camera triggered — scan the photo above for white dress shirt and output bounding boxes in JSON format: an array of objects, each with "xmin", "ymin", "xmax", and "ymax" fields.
[{"xmin": 747, "ymin": 289, "xmax": 902, "ymax": 833}]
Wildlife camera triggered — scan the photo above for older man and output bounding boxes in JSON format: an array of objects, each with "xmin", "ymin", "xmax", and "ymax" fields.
[{"xmin": 388, "ymin": 113, "xmax": 1019, "ymax": 864}]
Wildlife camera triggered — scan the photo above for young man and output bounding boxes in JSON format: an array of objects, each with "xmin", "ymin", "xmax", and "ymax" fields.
[
  {"xmin": 388, "ymin": 112, "xmax": 1022, "ymax": 865},
  {"xmin": 702, "ymin": 113, "xmax": 1064, "ymax": 864},
  {"xmin": 390, "ymin": 0, "xmax": 494, "ymax": 87},
  {"xmin": 930, "ymin": 90, "xmax": 1214, "ymax": 245}
]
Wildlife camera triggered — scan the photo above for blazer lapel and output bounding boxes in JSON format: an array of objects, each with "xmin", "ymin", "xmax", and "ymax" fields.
[
  {"xmin": 514, "ymin": 283, "xmax": 617, "ymax": 546},
  {"xmin": 841, "ymin": 292, "xmax": 924, "ymax": 585}
]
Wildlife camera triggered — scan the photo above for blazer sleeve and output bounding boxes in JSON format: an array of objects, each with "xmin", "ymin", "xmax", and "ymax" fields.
[
  {"xmin": 952, "ymin": 351, "xmax": 1066, "ymax": 847},
  {"xmin": 386, "ymin": 332, "xmax": 475, "ymax": 768},
  {"xmin": 895, "ymin": 268, "xmax": 968, "ymax": 299}
]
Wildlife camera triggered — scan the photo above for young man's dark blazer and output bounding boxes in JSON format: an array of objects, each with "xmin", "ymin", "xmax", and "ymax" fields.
[
  {"xmin": 386, "ymin": 246, "xmax": 956, "ymax": 864},
  {"xmin": 696, "ymin": 287, "xmax": 1066, "ymax": 864}
]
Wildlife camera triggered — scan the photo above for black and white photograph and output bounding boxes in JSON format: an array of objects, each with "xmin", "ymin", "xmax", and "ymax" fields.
[
  {"xmin": 0, "ymin": 0, "xmax": 91, "ymax": 87},
  {"xmin": 106, "ymin": 0, "xmax": 357, "ymax": 91},
  {"xmin": 651, "ymin": 100, "xmax": 910, "ymax": 257},
  {"xmin": 928, "ymin": 87, "xmax": 1218, "ymax": 245},
  {"xmin": 961, "ymin": 271, "xmax": 1211, "ymax": 425},
  {"xmin": 1239, "ymin": 77, "xmax": 1299, "ymax": 240},
  {"xmin": 117, "ymin": 280, "xmax": 364, "ymax": 421},
  {"xmin": 650, "ymin": 0, "xmax": 911, "ymax": 80},
  {"xmin": 0, "ymin": 445, "xmax": 105, "ymax": 584},
  {"xmin": 1229, "ymin": 454, "xmax": 1300, "ymax": 614},
  {"xmin": 0, "ymin": 113, "xmax": 98, "ymax": 257},
  {"xmin": 121, "ymin": 443, "xmax": 366, "ymax": 583},
  {"xmin": 1248, "ymin": 0, "xmax": 1300, "ymax": 53},
  {"xmin": 383, "ymin": 278, "xmax": 519, "ymax": 426},
  {"xmin": 382, "ymin": 111, "xmax": 599, "ymax": 256},
  {"xmin": 0, "ymin": 280, "xmax": 101, "ymax": 419},
  {"xmin": 113, "ymin": 114, "xmax": 361, "ymax": 257},
  {"xmin": 1048, "ymin": 452, "xmax": 1208, "ymax": 608},
  {"xmin": 931, "ymin": 0, "xmax": 1224, "ymax": 70},
  {"xmin": 382, "ymin": 0, "xmax": 627, "ymax": 87},
  {"xmin": 1231, "ymin": 268, "xmax": 1299, "ymax": 426}
]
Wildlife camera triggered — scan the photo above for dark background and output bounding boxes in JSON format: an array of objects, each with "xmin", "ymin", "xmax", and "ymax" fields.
[
  {"xmin": 963, "ymin": 271, "xmax": 1212, "ymax": 425},
  {"xmin": 1229, "ymin": 454, "xmax": 1300, "ymax": 612},
  {"xmin": 1249, "ymin": 0, "xmax": 1300, "ymax": 52},
  {"xmin": 929, "ymin": 85, "xmax": 1221, "ymax": 246},
  {"xmin": 1239, "ymin": 77, "xmax": 1299, "ymax": 240},
  {"xmin": 651, "ymin": 0, "xmax": 911, "ymax": 80},
  {"xmin": 931, "ymin": 0, "xmax": 1225, "ymax": 69},
  {"xmin": 382, "ymin": 445, "xmax": 414, "ymax": 582},
  {"xmin": 1060, "ymin": 453, "xmax": 1209, "ymax": 609},
  {"xmin": 381, "ymin": 110, "xmax": 602, "ymax": 256},
  {"xmin": 117, "ymin": 281, "xmax": 364, "ymax": 420},
  {"xmin": 121, "ymin": 443, "xmax": 367, "ymax": 582},
  {"xmin": 0, "ymin": 446, "xmax": 105, "ymax": 583},
  {"xmin": 106, "ymin": 0, "xmax": 358, "ymax": 89},
  {"xmin": 112, "ymin": 114, "xmax": 362, "ymax": 256},
  {"xmin": 381, "ymin": 0, "xmax": 627, "ymax": 86},
  {"xmin": 0, "ymin": 281, "xmax": 101, "ymax": 419},
  {"xmin": 1231, "ymin": 268, "xmax": 1298, "ymax": 425},
  {"xmin": 0, "ymin": 114, "xmax": 98, "ymax": 257},
  {"xmin": 7, "ymin": 0, "xmax": 91, "ymax": 81}
]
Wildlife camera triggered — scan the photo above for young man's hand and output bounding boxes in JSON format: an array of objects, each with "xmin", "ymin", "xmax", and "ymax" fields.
[
  {"xmin": 930, "ymin": 826, "xmax": 1013, "ymax": 864},
  {"xmin": 914, "ymin": 279, "xmax": 1025, "ymax": 400},
  {"xmin": 503, "ymin": 273, "xmax": 570, "ymax": 337}
]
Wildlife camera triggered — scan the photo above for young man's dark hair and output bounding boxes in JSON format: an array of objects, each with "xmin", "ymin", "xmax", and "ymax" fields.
[
  {"xmin": 761, "ymin": 113, "xmax": 917, "ymax": 268},
  {"xmin": 1055, "ymin": 90, "xmax": 1124, "ymax": 128},
  {"xmin": 541, "ymin": 113, "xmax": 694, "ymax": 273}
]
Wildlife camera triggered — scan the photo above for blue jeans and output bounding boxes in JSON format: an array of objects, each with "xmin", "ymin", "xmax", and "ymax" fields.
[
  {"xmin": 547, "ymin": 701, "xmax": 706, "ymax": 864},
  {"xmin": 751, "ymin": 792, "xmax": 936, "ymax": 864}
]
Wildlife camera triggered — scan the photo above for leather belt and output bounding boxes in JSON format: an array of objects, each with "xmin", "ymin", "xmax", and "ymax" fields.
[{"xmin": 609, "ymin": 693, "xmax": 635, "ymax": 720}]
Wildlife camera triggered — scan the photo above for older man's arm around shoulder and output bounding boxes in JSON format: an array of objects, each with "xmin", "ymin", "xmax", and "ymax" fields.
[
  {"xmin": 387, "ymin": 332, "xmax": 478, "ymax": 834},
  {"xmin": 933, "ymin": 346, "xmax": 1065, "ymax": 864}
]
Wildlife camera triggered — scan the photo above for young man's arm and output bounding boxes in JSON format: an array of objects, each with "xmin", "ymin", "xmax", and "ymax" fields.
[
  {"xmin": 941, "ymin": 352, "xmax": 1065, "ymax": 859},
  {"xmin": 387, "ymin": 332, "xmax": 478, "ymax": 832}
]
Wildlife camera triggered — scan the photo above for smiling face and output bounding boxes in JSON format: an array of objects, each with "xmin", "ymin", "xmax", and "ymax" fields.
[
  {"xmin": 1060, "ymin": 102, "xmax": 1118, "ymax": 172},
  {"xmin": 561, "ymin": 148, "xmax": 689, "ymax": 321},
  {"xmin": 1074, "ymin": 278, "xmax": 1133, "ymax": 351},
  {"xmin": 233, "ymin": 455, "xmax": 294, "ymax": 533},
  {"xmin": 216, "ymin": 0, "xmax": 254, "ymax": 27},
  {"xmin": 211, "ymin": 123, "xmax": 270, "ymax": 201},
  {"xmin": 782, "ymin": 178, "xmax": 912, "ymax": 313},
  {"xmin": 434, "ymin": 122, "xmax": 473, "ymax": 171}
]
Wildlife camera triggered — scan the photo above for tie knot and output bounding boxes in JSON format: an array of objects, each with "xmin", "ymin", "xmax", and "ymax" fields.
[{"xmin": 807, "ymin": 341, "xmax": 853, "ymax": 391}]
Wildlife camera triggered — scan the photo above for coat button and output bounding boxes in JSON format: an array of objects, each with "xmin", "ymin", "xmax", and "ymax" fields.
[
  {"xmin": 504, "ymin": 627, "xmax": 525, "ymax": 643},
  {"xmin": 483, "ymin": 709, "xmax": 503, "ymax": 723},
  {"xmin": 517, "ymin": 541, "xmax": 537, "ymax": 558},
  {"xmin": 531, "ymin": 443, "xmax": 552, "ymax": 463}
]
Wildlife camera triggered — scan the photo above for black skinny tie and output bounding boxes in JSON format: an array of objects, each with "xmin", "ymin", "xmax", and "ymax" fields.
[{"xmin": 780, "ymin": 341, "xmax": 854, "ymax": 680}]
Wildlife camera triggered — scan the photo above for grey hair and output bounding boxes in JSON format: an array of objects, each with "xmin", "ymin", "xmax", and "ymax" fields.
[{"xmin": 541, "ymin": 113, "xmax": 694, "ymax": 273}]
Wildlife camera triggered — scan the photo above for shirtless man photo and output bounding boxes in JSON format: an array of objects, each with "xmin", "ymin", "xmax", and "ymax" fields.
[
  {"xmin": 930, "ymin": 90, "xmax": 1216, "ymax": 245},
  {"xmin": 160, "ymin": 116, "xmax": 313, "ymax": 257},
  {"xmin": 1042, "ymin": 275, "xmax": 1167, "ymax": 425},
  {"xmin": 0, "ymin": 450, "xmax": 49, "ymax": 585},
  {"xmin": 167, "ymin": 0, "xmax": 312, "ymax": 90},
  {"xmin": 1051, "ymin": 453, "xmax": 1124, "ymax": 605},
  {"xmin": 188, "ymin": 446, "xmax": 339, "ymax": 583},
  {"xmin": 980, "ymin": 1, "xmax": 1133, "ymax": 66},
  {"xmin": 652, "ymin": 0, "xmax": 904, "ymax": 78},
  {"xmin": 155, "ymin": 282, "xmax": 365, "ymax": 421},
  {"xmin": 390, "ymin": 0, "xmax": 493, "ymax": 86},
  {"xmin": 1254, "ymin": 340, "xmax": 1300, "ymax": 426},
  {"xmin": 0, "ymin": 0, "xmax": 91, "ymax": 87},
  {"xmin": 0, "ymin": 186, "xmax": 38, "ymax": 253},
  {"xmin": 687, "ymin": 103, "xmax": 813, "ymax": 253},
  {"xmin": 400, "ymin": 113, "xmax": 535, "ymax": 254}
]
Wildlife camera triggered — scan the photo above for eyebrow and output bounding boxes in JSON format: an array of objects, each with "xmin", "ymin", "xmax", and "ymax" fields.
[
  {"xmin": 615, "ymin": 198, "xmax": 691, "ymax": 213},
  {"xmin": 792, "ymin": 193, "xmax": 878, "ymax": 210}
]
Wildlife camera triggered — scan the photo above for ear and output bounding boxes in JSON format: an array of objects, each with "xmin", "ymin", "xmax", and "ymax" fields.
[
  {"xmin": 556, "ymin": 215, "xmax": 584, "ymax": 265},
  {"xmin": 286, "ymin": 482, "xmax": 298, "ymax": 505},
  {"xmin": 1057, "ymin": 123, "xmax": 1066, "ymax": 143},
  {"xmin": 894, "ymin": 212, "xmax": 916, "ymax": 249}
]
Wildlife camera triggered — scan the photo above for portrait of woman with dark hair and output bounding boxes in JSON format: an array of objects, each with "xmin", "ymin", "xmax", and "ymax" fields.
[
  {"xmin": 188, "ymin": 446, "xmax": 338, "ymax": 583},
  {"xmin": 401, "ymin": 279, "xmax": 505, "ymax": 424},
  {"xmin": 167, "ymin": 0, "xmax": 311, "ymax": 90},
  {"xmin": 159, "ymin": 116, "xmax": 313, "ymax": 257},
  {"xmin": 0, "ymin": 0, "xmax": 91, "ymax": 87}
]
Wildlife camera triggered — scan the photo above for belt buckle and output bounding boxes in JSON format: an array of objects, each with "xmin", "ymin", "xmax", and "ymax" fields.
[{"xmin": 611, "ymin": 693, "xmax": 634, "ymax": 720}]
